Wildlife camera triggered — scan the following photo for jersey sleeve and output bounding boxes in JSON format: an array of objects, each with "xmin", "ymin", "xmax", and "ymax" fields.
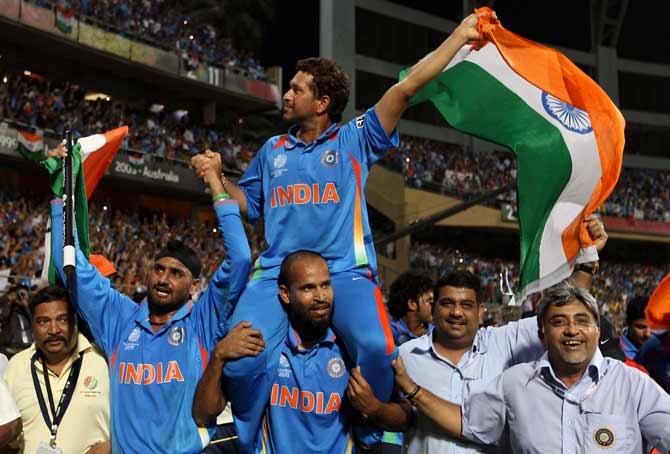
[
  {"xmin": 192, "ymin": 199, "xmax": 251, "ymax": 350},
  {"xmin": 237, "ymin": 141, "xmax": 269, "ymax": 224},
  {"xmin": 461, "ymin": 372, "xmax": 507, "ymax": 445},
  {"xmin": 345, "ymin": 106, "xmax": 400, "ymax": 169},
  {"xmin": 487, "ymin": 316, "xmax": 544, "ymax": 365},
  {"xmin": 0, "ymin": 379, "xmax": 20, "ymax": 426},
  {"xmin": 50, "ymin": 199, "xmax": 137, "ymax": 354}
]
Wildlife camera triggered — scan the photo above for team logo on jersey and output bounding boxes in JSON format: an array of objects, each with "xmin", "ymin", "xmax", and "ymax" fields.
[
  {"xmin": 593, "ymin": 427, "xmax": 615, "ymax": 448},
  {"xmin": 274, "ymin": 153, "xmax": 288, "ymax": 169},
  {"xmin": 124, "ymin": 327, "xmax": 141, "ymax": 351},
  {"xmin": 82, "ymin": 375, "xmax": 99, "ymax": 391},
  {"xmin": 320, "ymin": 149, "xmax": 339, "ymax": 167},
  {"xmin": 168, "ymin": 326, "xmax": 185, "ymax": 346},
  {"xmin": 278, "ymin": 353, "xmax": 291, "ymax": 378},
  {"xmin": 128, "ymin": 327, "xmax": 141, "ymax": 342},
  {"xmin": 272, "ymin": 153, "xmax": 289, "ymax": 178},
  {"xmin": 327, "ymin": 357, "xmax": 345, "ymax": 378},
  {"xmin": 355, "ymin": 114, "xmax": 365, "ymax": 129}
]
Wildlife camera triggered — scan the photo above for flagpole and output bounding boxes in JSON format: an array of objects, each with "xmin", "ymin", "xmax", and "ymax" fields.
[{"xmin": 63, "ymin": 129, "xmax": 76, "ymax": 280}]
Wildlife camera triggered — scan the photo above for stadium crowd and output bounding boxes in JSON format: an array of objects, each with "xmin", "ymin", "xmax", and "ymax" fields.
[
  {"xmin": 0, "ymin": 70, "xmax": 260, "ymax": 171},
  {"xmin": 31, "ymin": 0, "xmax": 266, "ymax": 78},
  {"xmin": 409, "ymin": 240, "xmax": 669, "ymax": 332},
  {"xmin": 383, "ymin": 135, "xmax": 670, "ymax": 223},
  {"xmin": 2, "ymin": 69, "xmax": 670, "ymax": 224}
]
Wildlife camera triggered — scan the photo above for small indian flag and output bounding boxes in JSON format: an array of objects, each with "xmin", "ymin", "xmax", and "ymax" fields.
[
  {"xmin": 402, "ymin": 8, "xmax": 624, "ymax": 301},
  {"xmin": 55, "ymin": 6, "xmax": 75, "ymax": 34},
  {"xmin": 17, "ymin": 130, "xmax": 45, "ymax": 161},
  {"xmin": 41, "ymin": 126, "xmax": 128, "ymax": 283},
  {"xmin": 128, "ymin": 151, "xmax": 145, "ymax": 169}
]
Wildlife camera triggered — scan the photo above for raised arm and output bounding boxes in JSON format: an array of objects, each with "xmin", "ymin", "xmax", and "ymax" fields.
[
  {"xmin": 50, "ymin": 199, "xmax": 138, "ymax": 354},
  {"xmin": 190, "ymin": 152, "xmax": 252, "ymax": 346},
  {"xmin": 192, "ymin": 322, "xmax": 265, "ymax": 427},
  {"xmin": 375, "ymin": 12, "xmax": 489, "ymax": 135}
]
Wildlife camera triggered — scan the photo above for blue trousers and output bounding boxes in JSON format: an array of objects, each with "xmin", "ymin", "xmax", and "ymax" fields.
[{"xmin": 224, "ymin": 270, "xmax": 397, "ymax": 452}]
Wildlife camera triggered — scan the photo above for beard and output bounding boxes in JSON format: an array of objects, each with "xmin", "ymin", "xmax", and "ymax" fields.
[{"xmin": 289, "ymin": 303, "xmax": 332, "ymax": 343}]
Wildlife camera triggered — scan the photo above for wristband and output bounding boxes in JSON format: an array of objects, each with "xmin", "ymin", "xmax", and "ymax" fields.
[
  {"xmin": 405, "ymin": 383, "xmax": 421, "ymax": 401},
  {"xmin": 212, "ymin": 192, "xmax": 230, "ymax": 203}
]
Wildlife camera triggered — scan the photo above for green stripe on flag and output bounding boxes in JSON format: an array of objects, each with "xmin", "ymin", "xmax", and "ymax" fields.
[
  {"xmin": 41, "ymin": 143, "xmax": 90, "ymax": 261},
  {"xmin": 402, "ymin": 61, "xmax": 573, "ymax": 286}
]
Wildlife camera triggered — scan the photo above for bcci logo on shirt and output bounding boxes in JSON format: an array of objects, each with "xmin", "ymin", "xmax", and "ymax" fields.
[
  {"xmin": 327, "ymin": 357, "xmax": 345, "ymax": 379},
  {"xmin": 168, "ymin": 326, "xmax": 185, "ymax": 346},
  {"xmin": 320, "ymin": 149, "xmax": 339, "ymax": 167},
  {"xmin": 272, "ymin": 153, "xmax": 289, "ymax": 178},
  {"xmin": 593, "ymin": 427, "xmax": 615, "ymax": 448}
]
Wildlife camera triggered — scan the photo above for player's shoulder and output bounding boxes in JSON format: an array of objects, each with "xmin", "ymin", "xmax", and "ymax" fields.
[{"xmin": 261, "ymin": 134, "xmax": 290, "ymax": 154}]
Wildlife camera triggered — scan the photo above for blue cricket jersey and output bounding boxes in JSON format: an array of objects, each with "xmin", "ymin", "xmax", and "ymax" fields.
[
  {"xmin": 257, "ymin": 325, "xmax": 354, "ymax": 454},
  {"xmin": 635, "ymin": 331, "xmax": 670, "ymax": 393},
  {"xmin": 239, "ymin": 106, "xmax": 400, "ymax": 279},
  {"xmin": 50, "ymin": 198, "xmax": 251, "ymax": 453}
]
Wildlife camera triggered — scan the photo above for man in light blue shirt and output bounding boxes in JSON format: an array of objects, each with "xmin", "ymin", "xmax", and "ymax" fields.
[
  {"xmin": 398, "ymin": 270, "xmax": 544, "ymax": 453},
  {"xmin": 394, "ymin": 282, "xmax": 670, "ymax": 454}
]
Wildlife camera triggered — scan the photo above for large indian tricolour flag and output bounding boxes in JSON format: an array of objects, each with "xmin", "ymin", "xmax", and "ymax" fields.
[{"xmin": 402, "ymin": 9, "xmax": 625, "ymax": 301}]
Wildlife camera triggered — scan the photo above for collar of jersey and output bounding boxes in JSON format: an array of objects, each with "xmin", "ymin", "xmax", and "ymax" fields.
[
  {"xmin": 134, "ymin": 298, "xmax": 194, "ymax": 332},
  {"xmin": 285, "ymin": 122, "xmax": 339, "ymax": 150},
  {"xmin": 286, "ymin": 323, "xmax": 337, "ymax": 352},
  {"xmin": 533, "ymin": 348, "xmax": 605, "ymax": 388}
]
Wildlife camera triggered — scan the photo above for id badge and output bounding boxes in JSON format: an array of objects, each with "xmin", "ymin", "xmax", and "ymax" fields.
[{"xmin": 36, "ymin": 441, "xmax": 63, "ymax": 454}]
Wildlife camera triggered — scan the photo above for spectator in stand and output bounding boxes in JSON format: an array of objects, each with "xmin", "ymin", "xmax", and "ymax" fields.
[
  {"xmin": 619, "ymin": 296, "xmax": 652, "ymax": 360},
  {"xmin": 387, "ymin": 271, "xmax": 434, "ymax": 346},
  {"xmin": 0, "ymin": 284, "xmax": 34, "ymax": 357},
  {"xmin": 3, "ymin": 285, "xmax": 110, "ymax": 453}
]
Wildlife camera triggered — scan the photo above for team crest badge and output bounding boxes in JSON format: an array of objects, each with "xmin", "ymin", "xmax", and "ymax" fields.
[
  {"xmin": 327, "ymin": 357, "xmax": 345, "ymax": 378},
  {"xmin": 541, "ymin": 91, "xmax": 593, "ymax": 134},
  {"xmin": 168, "ymin": 326, "xmax": 185, "ymax": 346},
  {"xmin": 320, "ymin": 149, "xmax": 339, "ymax": 167},
  {"xmin": 593, "ymin": 427, "xmax": 615, "ymax": 448}
]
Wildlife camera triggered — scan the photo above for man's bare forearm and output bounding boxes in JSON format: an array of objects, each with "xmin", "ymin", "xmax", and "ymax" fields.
[
  {"xmin": 192, "ymin": 357, "xmax": 227, "ymax": 427},
  {"xmin": 408, "ymin": 388, "xmax": 463, "ymax": 438},
  {"xmin": 0, "ymin": 418, "xmax": 21, "ymax": 447},
  {"xmin": 400, "ymin": 30, "xmax": 469, "ymax": 98},
  {"xmin": 220, "ymin": 176, "xmax": 248, "ymax": 215},
  {"xmin": 367, "ymin": 400, "xmax": 413, "ymax": 432}
]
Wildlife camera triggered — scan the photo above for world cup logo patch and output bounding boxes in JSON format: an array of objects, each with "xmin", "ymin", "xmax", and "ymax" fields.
[
  {"xmin": 83, "ymin": 375, "xmax": 98, "ymax": 390},
  {"xmin": 593, "ymin": 427, "xmax": 615, "ymax": 448},
  {"xmin": 168, "ymin": 326, "xmax": 185, "ymax": 346},
  {"xmin": 327, "ymin": 357, "xmax": 345, "ymax": 378},
  {"xmin": 320, "ymin": 150, "xmax": 339, "ymax": 167}
]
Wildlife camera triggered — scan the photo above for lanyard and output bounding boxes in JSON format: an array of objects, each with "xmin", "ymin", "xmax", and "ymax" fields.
[
  {"xmin": 30, "ymin": 351, "xmax": 83, "ymax": 448},
  {"xmin": 542, "ymin": 366, "xmax": 609, "ymax": 407}
]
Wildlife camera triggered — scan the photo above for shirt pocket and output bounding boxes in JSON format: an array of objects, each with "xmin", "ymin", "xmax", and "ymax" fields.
[{"xmin": 582, "ymin": 414, "xmax": 635, "ymax": 453}]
